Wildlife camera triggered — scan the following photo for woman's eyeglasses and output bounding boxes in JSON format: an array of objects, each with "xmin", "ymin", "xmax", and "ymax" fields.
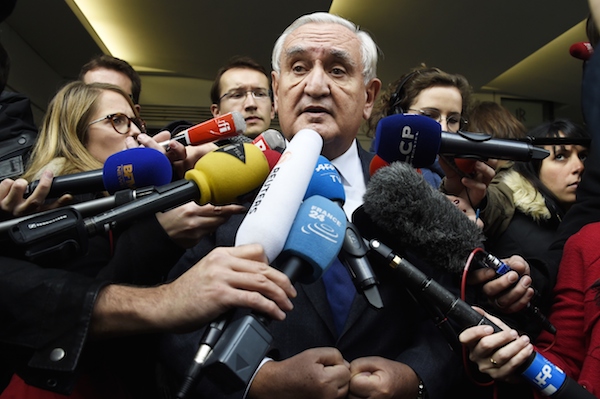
[
  {"xmin": 407, "ymin": 108, "xmax": 467, "ymax": 132},
  {"xmin": 88, "ymin": 113, "xmax": 147, "ymax": 134}
]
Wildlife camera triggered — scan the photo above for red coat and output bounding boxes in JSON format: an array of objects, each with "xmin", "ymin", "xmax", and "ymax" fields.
[{"xmin": 535, "ymin": 221, "xmax": 600, "ymax": 397}]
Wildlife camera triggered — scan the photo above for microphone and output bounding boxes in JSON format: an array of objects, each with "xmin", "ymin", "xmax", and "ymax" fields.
[
  {"xmin": 196, "ymin": 195, "xmax": 346, "ymax": 395},
  {"xmin": 353, "ymin": 162, "xmax": 556, "ymax": 333},
  {"xmin": 373, "ymin": 114, "xmax": 550, "ymax": 168},
  {"xmin": 235, "ymin": 128, "xmax": 324, "ymax": 263},
  {"xmin": 24, "ymin": 147, "xmax": 172, "ymax": 198},
  {"xmin": 354, "ymin": 161, "xmax": 485, "ymax": 273},
  {"xmin": 368, "ymin": 239, "xmax": 596, "ymax": 399},
  {"xmin": 175, "ymin": 132, "xmax": 321, "ymax": 397},
  {"xmin": 82, "ymin": 142, "xmax": 270, "ymax": 236},
  {"xmin": 305, "ymin": 155, "xmax": 383, "ymax": 309},
  {"xmin": 569, "ymin": 41, "xmax": 594, "ymax": 61},
  {"xmin": 369, "ymin": 154, "xmax": 390, "ymax": 176},
  {"xmin": 7, "ymin": 143, "xmax": 271, "ymax": 260},
  {"xmin": 252, "ymin": 129, "xmax": 287, "ymax": 153},
  {"xmin": 159, "ymin": 112, "xmax": 246, "ymax": 149}
]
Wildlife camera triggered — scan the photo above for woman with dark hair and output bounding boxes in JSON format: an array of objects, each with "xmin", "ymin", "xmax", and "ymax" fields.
[
  {"xmin": 480, "ymin": 119, "xmax": 589, "ymax": 338},
  {"xmin": 485, "ymin": 119, "xmax": 589, "ymax": 261}
]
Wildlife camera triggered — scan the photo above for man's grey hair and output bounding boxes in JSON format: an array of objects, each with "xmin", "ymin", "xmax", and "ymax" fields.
[{"xmin": 271, "ymin": 12, "xmax": 379, "ymax": 84}]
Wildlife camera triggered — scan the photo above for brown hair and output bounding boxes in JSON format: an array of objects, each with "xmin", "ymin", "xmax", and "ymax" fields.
[
  {"xmin": 367, "ymin": 65, "xmax": 472, "ymax": 137},
  {"xmin": 467, "ymin": 101, "xmax": 526, "ymax": 140}
]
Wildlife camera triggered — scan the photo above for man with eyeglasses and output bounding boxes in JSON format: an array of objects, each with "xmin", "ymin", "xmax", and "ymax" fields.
[{"xmin": 209, "ymin": 55, "xmax": 275, "ymax": 139}]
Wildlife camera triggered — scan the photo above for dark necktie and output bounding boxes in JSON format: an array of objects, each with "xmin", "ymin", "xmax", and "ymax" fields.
[{"xmin": 322, "ymin": 256, "xmax": 356, "ymax": 336}]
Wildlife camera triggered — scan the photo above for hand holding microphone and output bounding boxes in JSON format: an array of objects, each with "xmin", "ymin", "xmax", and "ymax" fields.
[
  {"xmin": 23, "ymin": 147, "xmax": 172, "ymax": 199},
  {"xmin": 353, "ymin": 162, "xmax": 554, "ymax": 333},
  {"xmin": 368, "ymin": 239, "xmax": 596, "ymax": 399}
]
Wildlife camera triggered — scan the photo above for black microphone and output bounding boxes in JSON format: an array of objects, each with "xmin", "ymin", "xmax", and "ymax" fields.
[
  {"xmin": 352, "ymin": 161, "xmax": 556, "ymax": 333},
  {"xmin": 373, "ymin": 114, "xmax": 550, "ymax": 168},
  {"xmin": 304, "ymin": 155, "xmax": 383, "ymax": 309},
  {"xmin": 24, "ymin": 147, "xmax": 173, "ymax": 198},
  {"xmin": 0, "ymin": 185, "xmax": 157, "ymax": 237},
  {"xmin": 368, "ymin": 239, "xmax": 596, "ymax": 399}
]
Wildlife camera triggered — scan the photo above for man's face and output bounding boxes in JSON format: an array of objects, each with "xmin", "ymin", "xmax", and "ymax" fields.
[
  {"xmin": 211, "ymin": 68, "xmax": 274, "ymax": 138},
  {"xmin": 272, "ymin": 22, "xmax": 380, "ymax": 160},
  {"xmin": 83, "ymin": 68, "xmax": 140, "ymax": 113}
]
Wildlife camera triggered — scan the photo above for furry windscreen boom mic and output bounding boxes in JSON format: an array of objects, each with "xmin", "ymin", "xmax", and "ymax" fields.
[{"xmin": 353, "ymin": 161, "xmax": 485, "ymax": 273}]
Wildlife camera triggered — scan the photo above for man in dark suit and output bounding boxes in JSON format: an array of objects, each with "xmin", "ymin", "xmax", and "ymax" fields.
[{"xmin": 161, "ymin": 11, "xmax": 465, "ymax": 399}]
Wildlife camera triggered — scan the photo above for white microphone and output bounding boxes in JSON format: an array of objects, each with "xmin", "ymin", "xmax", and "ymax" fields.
[{"xmin": 235, "ymin": 128, "xmax": 323, "ymax": 263}]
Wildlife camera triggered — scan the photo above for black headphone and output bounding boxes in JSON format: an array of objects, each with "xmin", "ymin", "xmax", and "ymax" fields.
[{"xmin": 387, "ymin": 70, "xmax": 420, "ymax": 116}]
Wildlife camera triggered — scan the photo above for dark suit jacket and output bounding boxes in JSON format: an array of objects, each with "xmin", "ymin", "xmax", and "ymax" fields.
[{"xmin": 159, "ymin": 141, "xmax": 463, "ymax": 398}]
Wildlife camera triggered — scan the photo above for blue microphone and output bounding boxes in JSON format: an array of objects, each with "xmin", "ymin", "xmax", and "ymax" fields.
[
  {"xmin": 304, "ymin": 156, "xmax": 383, "ymax": 309},
  {"xmin": 24, "ymin": 147, "xmax": 172, "ymax": 198},
  {"xmin": 373, "ymin": 114, "xmax": 549, "ymax": 168},
  {"xmin": 195, "ymin": 195, "xmax": 346, "ymax": 396}
]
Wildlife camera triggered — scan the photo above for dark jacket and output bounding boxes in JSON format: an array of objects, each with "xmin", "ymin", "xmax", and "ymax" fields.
[
  {"xmin": 0, "ymin": 90, "xmax": 38, "ymax": 181},
  {"xmin": 0, "ymin": 214, "xmax": 184, "ymax": 396},
  {"xmin": 159, "ymin": 141, "xmax": 463, "ymax": 399}
]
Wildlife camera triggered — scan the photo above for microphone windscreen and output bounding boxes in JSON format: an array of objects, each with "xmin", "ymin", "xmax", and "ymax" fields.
[
  {"xmin": 374, "ymin": 114, "xmax": 442, "ymax": 168},
  {"xmin": 102, "ymin": 147, "xmax": 172, "ymax": 193},
  {"xmin": 303, "ymin": 156, "xmax": 345, "ymax": 204},
  {"xmin": 226, "ymin": 134, "xmax": 253, "ymax": 145},
  {"xmin": 569, "ymin": 41, "xmax": 594, "ymax": 61},
  {"xmin": 184, "ymin": 143, "xmax": 270, "ymax": 205},
  {"xmin": 253, "ymin": 129, "xmax": 287, "ymax": 153},
  {"xmin": 186, "ymin": 111, "xmax": 246, "ymax": 145},
  {"xmin": 235, "ymin": 129, "xmax": 323, "ymax": 263},
  {"xmin": 369, "ymin": 154, "xmax": 390, "ymax": 176},
  {"xmin": 353, "ymin": 161, "xmax": 485, "ymax": 273},
  {"xmin": 279, "ymin": 195, "xmax": 346, "ymax": 283},
  {"xmin": 262, "ymin": 149, "xmax": 282, "ymax": 171}
]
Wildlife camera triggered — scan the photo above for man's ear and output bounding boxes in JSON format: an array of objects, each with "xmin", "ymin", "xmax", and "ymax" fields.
[
  {"xmin": 271, "ymin": 71, "xmax": 279, "ymax": 114},
  {"xmin": 363, "ymin": 78, "xmax": 382, "ymax": 120},
  {"xmin": 210, "ymin": 103, "xmax": 220, "ymax": 117}
]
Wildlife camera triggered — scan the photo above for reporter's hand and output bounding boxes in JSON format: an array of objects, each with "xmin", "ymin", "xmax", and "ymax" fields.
[
  {"xmin": 459, "ymin": 307, "xmax": 533, "ymax": 383},
  {"xmin": 156, "ymin": 201, "xmax": 246, "ymax": 248},
  {"xmin": 468, "ymin": 255, "xmax": 535, "ymax": 314},
  {"xmin": 0, "ymin": 171, "xmax": 72, "ymax": 217},
  {"xmin": 447, "ymin": 194, "xmax": 484, "ymax": 229},
  {"xmin": 249, "ymin": 347, "xmax": 351, "ymax": 399},
  {"xmin": 440, "ymin": 157, "xmax": 495, "ymax": 208},
  {"xmin": 91, "ymin": 244, "xmax": 297, "ymax": 337},
  {"xmin": 130, "ymin": 131, "xmax": 188, "ymax": 164}
]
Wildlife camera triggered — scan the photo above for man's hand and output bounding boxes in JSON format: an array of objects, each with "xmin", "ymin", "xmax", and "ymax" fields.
[
  {"xmin": 349, "ymin": 356, "xmax": 419, "ymax": 399},
  {"xmin": 90, "ymin": 244, "xmax": 297, "ymax": 337},
  {"xmin": 249, "ymin": 347, "xmax": 351, "ymax": 399}
]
